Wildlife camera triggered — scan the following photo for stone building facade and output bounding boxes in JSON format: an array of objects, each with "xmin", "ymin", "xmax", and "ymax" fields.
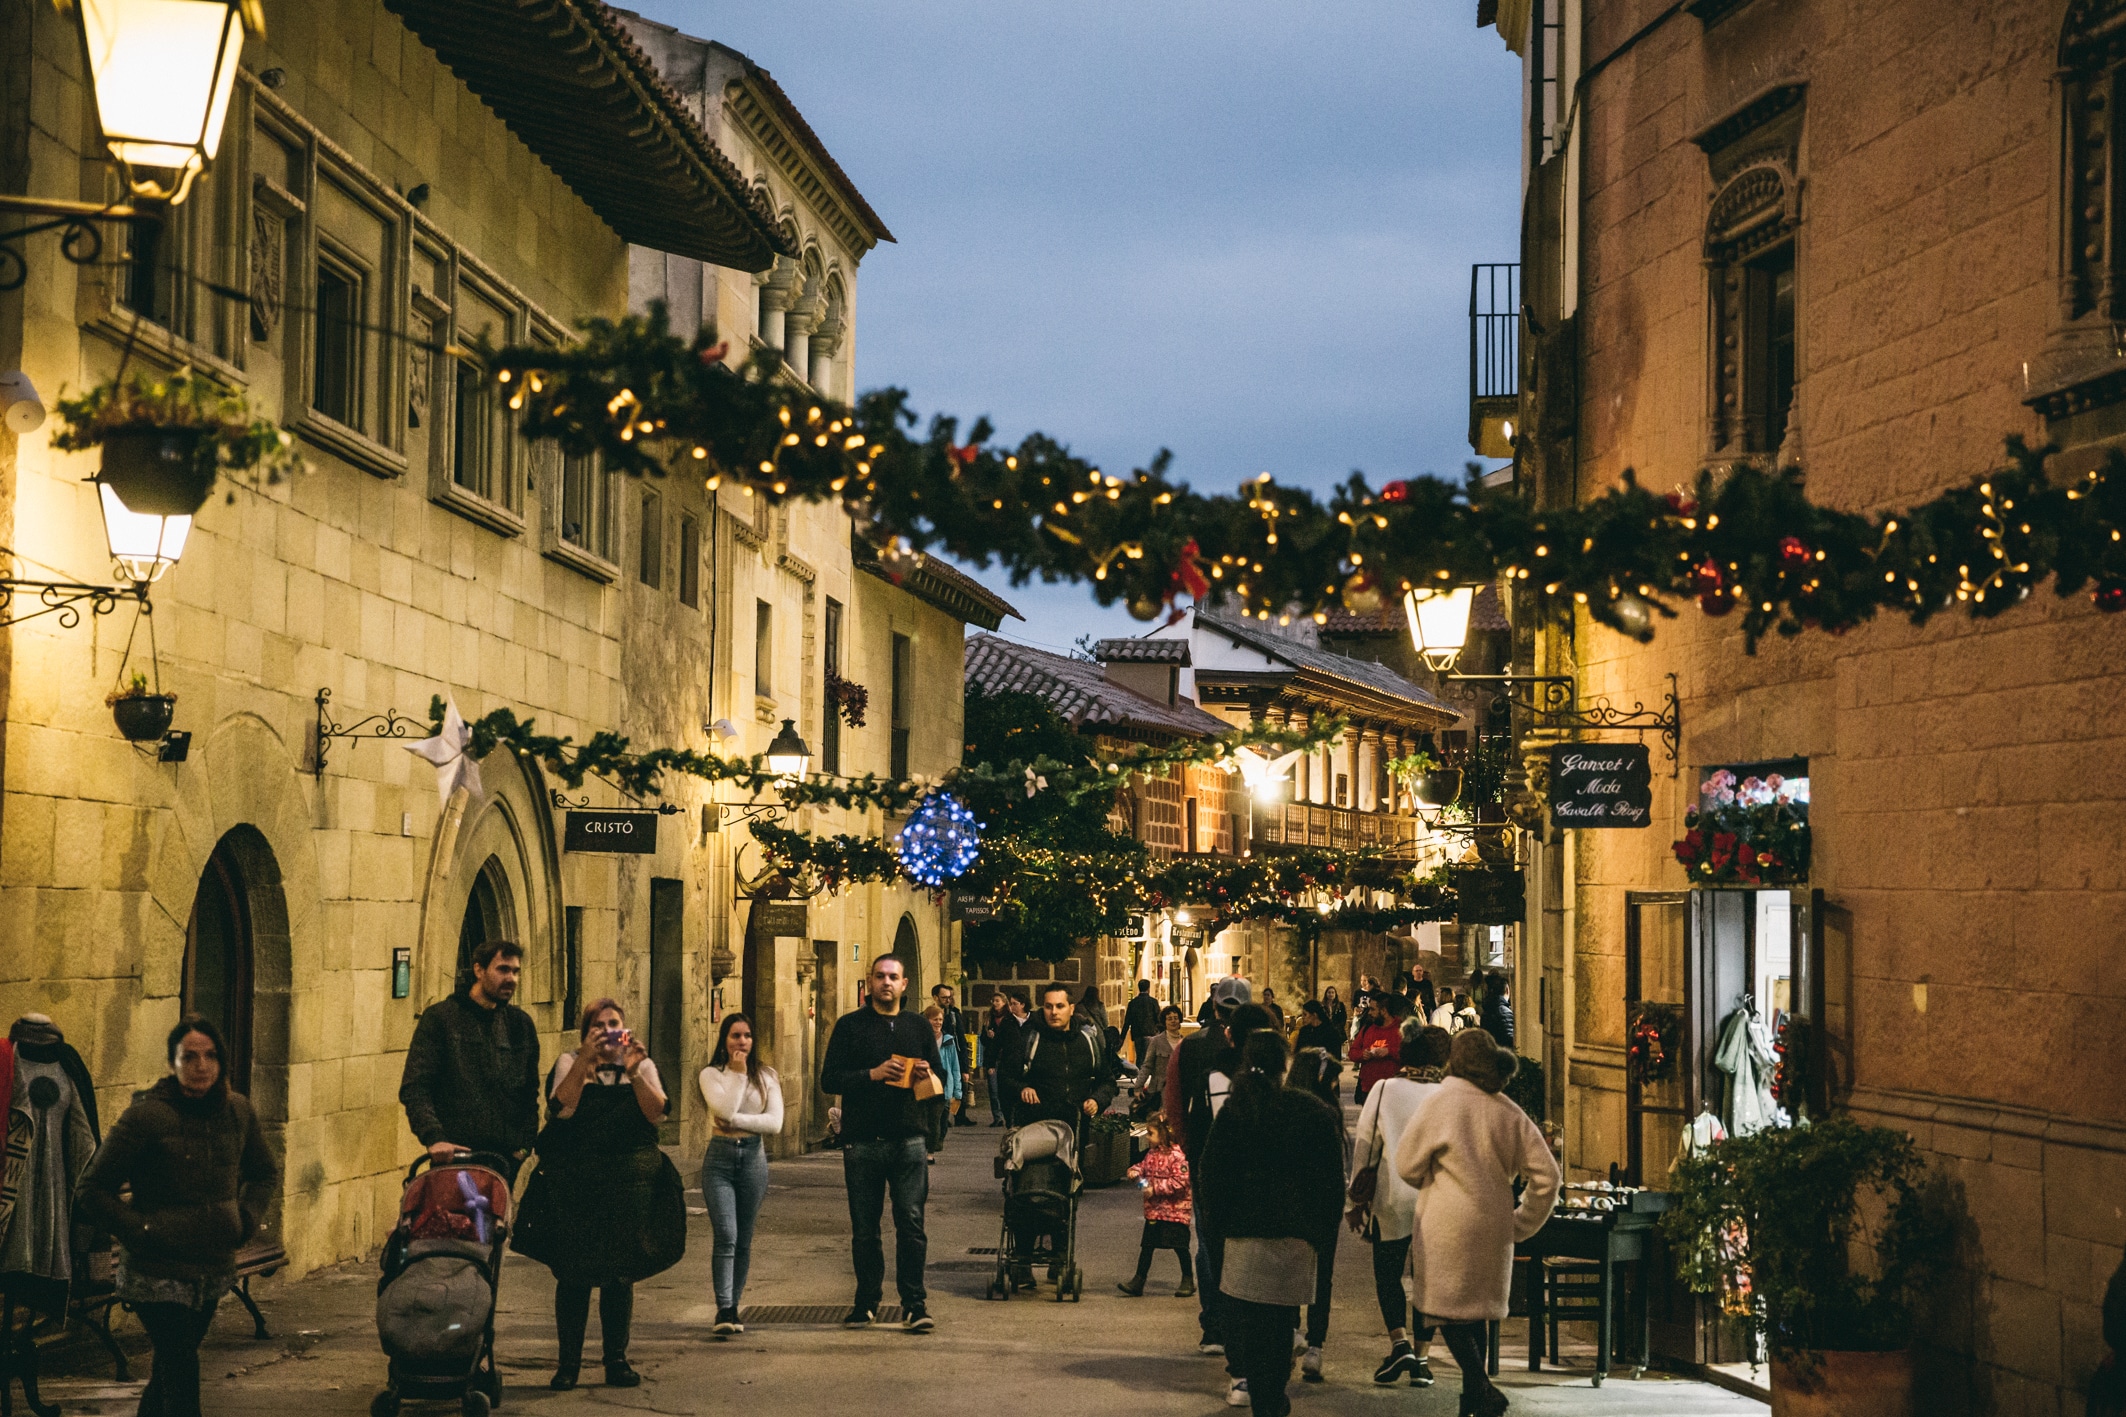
[
  {"xmin": 0, "ymin": 0, "xmax": 1009, "ymax": 1276},
  {"xmin": 1491, "ymin": 0, "xmax": 2126, "ymax": 1408}
]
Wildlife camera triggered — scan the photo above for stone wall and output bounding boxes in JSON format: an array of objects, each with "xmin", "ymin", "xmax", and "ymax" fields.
[{"xmin": 1556, "ymin": 1, "xmax": 2125, "ymax": 1408}]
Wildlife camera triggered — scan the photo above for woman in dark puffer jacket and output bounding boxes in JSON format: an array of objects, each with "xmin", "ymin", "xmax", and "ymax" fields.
[
  {"xmin": 77, "ymin": 1015, "xmax": 280, "ymax": 1417},
  {"xmin": 1196, "ymin": 1031, "xmax": 1345, "ymax": 1417}
]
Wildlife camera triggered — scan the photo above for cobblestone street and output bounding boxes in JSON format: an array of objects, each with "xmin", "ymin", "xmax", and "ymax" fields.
[{"xmin": 34, "ymin": 1134, "xmax": 1758, "ymax": 1417}]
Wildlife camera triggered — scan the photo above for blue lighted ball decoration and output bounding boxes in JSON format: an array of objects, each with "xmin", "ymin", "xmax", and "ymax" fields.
[{"xmin": 897, "ymin": 790, "xmax": 983, "ymax": 886}]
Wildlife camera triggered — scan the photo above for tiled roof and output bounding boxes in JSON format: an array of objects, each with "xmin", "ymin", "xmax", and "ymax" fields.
[
  {"xmin": 384, "ymin": 0, "xmax": 791, "ymax": 271},
  {"xmin": 1093, "ymin": 637, "xmax": 1191, "ymax": 666},
  {"xmin": 1316, "ymin": 584, "xmax": 1509, "ymax": 635},
  {"xmin": 854, "ymin": 549, "xmax": 1021, "ymax": 631},
  {"xmin": 964, "ymin": 635, "xmax": 1230, "ymax": 739},
  {"xmin": 1194, "ymin": 611, "xmax": 1456, "ymax": 719}
]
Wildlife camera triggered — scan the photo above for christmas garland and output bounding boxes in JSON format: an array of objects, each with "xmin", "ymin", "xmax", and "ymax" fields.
[
  {"xmin": 488, "ymin": 307, "xmax": 2126, "ymax": 650},
  {"xmin": 433, "ymin": 696, "xmax": 1339, "ymax": 815}
]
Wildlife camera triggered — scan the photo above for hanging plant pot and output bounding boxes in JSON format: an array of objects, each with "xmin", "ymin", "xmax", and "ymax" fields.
[
  {"xmin": 1410, "ymin": 767, "xmax": 1462, "ymax": 808},
  {"xmin": 98, "ymin": 428, "xmax": 216, "ymax": 517},
  {"xmin": 109, "ymin": 693, "xmax": 177, "ymax": 742}
]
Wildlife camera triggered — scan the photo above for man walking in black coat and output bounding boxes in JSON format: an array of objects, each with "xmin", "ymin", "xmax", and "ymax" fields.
[
  {"xmin": 1014, "ymin": 982, "xmax": 1116, "ymax": 1127},
  {"xmin": 1122, "ymin": 977, "xmax": 1163, "ymax": 1073},
  {"xmin": 399, "ymin": 939, "xmax": 541, "ymax": 1179},
  {"xmin": 820, "ymin": 953, "xmax": 944, "ymax": 1332}
]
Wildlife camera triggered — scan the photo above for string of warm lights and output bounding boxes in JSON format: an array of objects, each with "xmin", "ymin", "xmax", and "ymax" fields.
[{"xmin": 487, "ymin": 308, "xmax": 2126, "ymax": 652}]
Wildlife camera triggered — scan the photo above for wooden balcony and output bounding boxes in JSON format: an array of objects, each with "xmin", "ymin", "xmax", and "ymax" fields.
[{"xmin": 1249, "ymin": 802, "xmax": 1423, "ymax": 854}]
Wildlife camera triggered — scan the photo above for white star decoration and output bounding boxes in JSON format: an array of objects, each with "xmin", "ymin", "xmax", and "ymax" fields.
[{"xmin": 405, "ymin": 697, "xmax": 484, "ymax": 812}]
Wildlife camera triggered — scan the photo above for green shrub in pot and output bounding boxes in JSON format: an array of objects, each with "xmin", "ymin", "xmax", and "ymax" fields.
[
  {"xmin": 53, "ymin": 367, "xmax": 301, "ymax": 516},
  {"xmin": 1662, "ymin": 1115, "xmax": 1952, "ymax": 1407}
]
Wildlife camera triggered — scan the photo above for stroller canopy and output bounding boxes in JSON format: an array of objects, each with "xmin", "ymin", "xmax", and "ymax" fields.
[{"xmin": 1002, "ymin": 1119, "xmax": 1078, "ymax": 1174}]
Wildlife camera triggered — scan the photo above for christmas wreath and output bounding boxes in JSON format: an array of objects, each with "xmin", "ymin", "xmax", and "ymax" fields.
[
  {"xmin": 1626, "ymin": 1003, "xmax": 1682, "ymax": 1086},
  {"xmin": 1771, "ymin": 1013, "xmax": 1810, "ymax": 1117}
]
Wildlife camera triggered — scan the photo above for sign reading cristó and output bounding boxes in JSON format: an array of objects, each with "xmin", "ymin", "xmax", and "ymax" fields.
[
  {"xmin": 1547, "ymin": 744, "xmax": 1654, "ymax": 828},
  {"xmin": 563, "ymin": 809, "xmax": 660, "ymax": 853}
]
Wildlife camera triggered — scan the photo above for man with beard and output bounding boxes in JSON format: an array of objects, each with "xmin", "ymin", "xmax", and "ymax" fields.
[{"xmin": 399, "ymin": 939, "xmax": 541, "ymax": 1180}]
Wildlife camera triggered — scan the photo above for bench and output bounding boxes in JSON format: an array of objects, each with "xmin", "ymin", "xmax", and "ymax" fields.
[
  {"xmin": 59, "ymin": 1237, "xmax": 285, "ymax": 1384},
  {"xmin": 227, "ymin": 1241, "xmax": 287, "ymax": 1340}
]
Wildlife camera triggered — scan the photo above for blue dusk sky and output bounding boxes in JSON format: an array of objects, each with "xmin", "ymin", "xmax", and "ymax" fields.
[{"xmin": 625, "ymin": 1, "xmax": 1522, "ymax": 655}]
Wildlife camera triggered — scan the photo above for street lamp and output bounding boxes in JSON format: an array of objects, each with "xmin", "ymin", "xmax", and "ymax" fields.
[
  {"xmin": 71, "ymin": 0, "xmax": 260, "ymax": 204},
  {"xmin": 1404, "ymin": 585, "xmax": 1476, "ymax": 672},
  {"xmin": 97, "ymin": 481, "xmax": 191, "ymax": 583},
  {"xmin": 765, "ymin": 718, "xmax": 812, "ymax": 782}
]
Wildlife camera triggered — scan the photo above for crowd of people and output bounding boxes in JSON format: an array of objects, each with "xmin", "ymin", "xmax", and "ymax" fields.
[{"xmin": 33, "ymin": 943, "xmax": 1554, "ymax": 1417}]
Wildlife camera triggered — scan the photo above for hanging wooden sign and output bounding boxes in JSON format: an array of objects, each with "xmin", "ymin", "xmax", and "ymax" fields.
[
  {"xmin": 1452, "ymin": 865, "xmax": 1525, "ymax": 926},
  {"xmin": 1548, "ymin": 744, "xmax": 1654, "ymax": 828}
]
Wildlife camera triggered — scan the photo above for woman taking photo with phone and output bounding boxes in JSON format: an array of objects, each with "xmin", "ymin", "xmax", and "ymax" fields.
[
  {"xmin": 525, "ymin": 999, "xmax": 681, "ymax": 1391},
  {"xmin": 699, "ymin": 1012, "xmax": 782, "ymax": 1335}
]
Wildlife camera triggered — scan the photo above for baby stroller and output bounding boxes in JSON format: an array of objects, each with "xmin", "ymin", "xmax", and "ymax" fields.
[
  {"xmin": 370, "ymin": 1152, "xmax": 511, "ymax": 1417},
  {"xmin": 986, "ymin": 1120, "xmax": 1082, "ymax": 1303}
]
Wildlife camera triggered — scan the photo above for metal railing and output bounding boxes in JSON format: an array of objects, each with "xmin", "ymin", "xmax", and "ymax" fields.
[
  {"xmin": 1470, "ymin": 262, "xmax": 1520, "ymax": 404},
  {"xmin": 1251, "ymin": 803, "xmax": 1423, "ymax": 855}
]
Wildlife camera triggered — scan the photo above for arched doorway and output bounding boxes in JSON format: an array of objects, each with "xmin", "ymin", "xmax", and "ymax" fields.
[
  {"xmin": 455, "ymin": 856, "xmax": 514, "ymax": 994},
  {"xmin": 183, "ymin": 826, "xmax": 289, "ymax": 1104},
  {"xmin": 893, "ymin": 913, "xmax": 921, "ymax": 998}
]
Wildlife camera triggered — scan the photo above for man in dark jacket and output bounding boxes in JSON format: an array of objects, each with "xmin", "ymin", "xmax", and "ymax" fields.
[
  {"xmin": 820, "ymin": 953, "xmax": 943, "ymax": 1332},
  {"xmin": 1162, "ymin": 978, "xmax": 1267, "ymax": 1360},
  {"xmin": 1480, "ymin": 977, "xmax": 1517, "ymax": 1050},
  {"xmin": 399, "ymin": 939, "xmax": 541, "ymax": 1178},
  {"xmin": 992, "ymin": 990, "xmax": 1031, "ymax": 1113},
  {"xmin": 1122, "ymin": 978, "xmax": 1163, "ymax": 1070},
  {"xmin": 1013, "ymin": 982, "xmax": 1116, "ymax": 1127}
]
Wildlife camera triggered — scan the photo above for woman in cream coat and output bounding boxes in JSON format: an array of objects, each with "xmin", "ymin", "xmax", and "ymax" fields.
[
  {"xmin": 1350, "ymin": 1023, "xmax": 1453, "ymax": 1388},
  {"xmin": 1393, "ymin": 1029, "xmax": 1559, "ymax": 1417}
]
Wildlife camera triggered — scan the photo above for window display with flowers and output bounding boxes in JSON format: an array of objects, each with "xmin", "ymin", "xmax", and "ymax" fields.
[{"xmin": 1672, "ymin": 767, "xmax": 1811, "ymax": 885}]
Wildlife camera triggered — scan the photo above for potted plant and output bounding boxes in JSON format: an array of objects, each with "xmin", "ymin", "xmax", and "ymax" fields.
[
  {"xmin": 1389, "ymin": 749, "xmax": 1459, "ymax": 810},
  {"xmin": 1081, "ymin": 1113, "xmax": 1133, "ymax": 1187},
  {"xmin": 1662, "ymin": 1115, "xmax": 1952, "ymax": 1417},
  {"xmin": 107, "ymin": 671, "xmax": 176, "ymax": 742},
  {"xmin": 53, "ymin": 367, "xmax": 301, "ymax": 516},
  {"xmin": 1673, "ymin": 768, "xmax": 1811, "ymax": 885}
]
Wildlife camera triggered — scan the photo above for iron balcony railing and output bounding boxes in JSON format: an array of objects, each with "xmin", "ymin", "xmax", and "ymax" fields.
[{"xmin": 1470, "ymin": 262, "xmax": 1519, "ymax": 403}]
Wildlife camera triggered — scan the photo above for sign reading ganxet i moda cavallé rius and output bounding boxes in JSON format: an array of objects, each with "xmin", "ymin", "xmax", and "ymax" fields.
[
  {"xmin": 1548, "ymin": 743, "xmax": 1654, "ymax": 828},
  {"xmin": 563, "ymin": 809, "xmax": 660, "ymax": 853}
]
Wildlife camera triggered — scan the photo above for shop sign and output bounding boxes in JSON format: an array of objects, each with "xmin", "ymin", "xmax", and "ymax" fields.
[
  {"xmin": 1548, "ymin": 744, "xmax": 1654, "ymax": 828},
  {"xmin": 753, "ymin": 901, "xmax": 809, "ymax": 938},
  {"xmin": 950, "ymin": 893, "xmax": 994, "ymax": 923},
  {"xmin": 1452, "ymin": 865, "xmax": 1525, "ymax": 926},
  {"xmin": 563, "ymin": 809, "xmax": 659, "ymax": 853}
]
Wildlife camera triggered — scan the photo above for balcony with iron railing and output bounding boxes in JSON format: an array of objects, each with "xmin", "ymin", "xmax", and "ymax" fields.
[
  {"xmin": 1469, "ymin": 262, "xmax": 1519, "ymax": 459},
  {"xmin": 1250, "ymin": 801, "xmax": 1425, "ymax": 855}
]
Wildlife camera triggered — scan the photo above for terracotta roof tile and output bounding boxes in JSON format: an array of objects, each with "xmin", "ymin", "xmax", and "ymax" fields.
[{"xmin": 964, "ymin": 635, "xmax": 1229, "ymax": 739}]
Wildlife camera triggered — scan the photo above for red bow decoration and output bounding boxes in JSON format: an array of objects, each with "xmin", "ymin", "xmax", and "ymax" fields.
[
  {"xmin": 949, "ymin": 444, "xmax": 980, "ymax": 467},
  {"xmin": 699, "ymin": 340, "xmax": 729, "ymax": 365},
  {"xmin": 1169, "ymin": 538, "xmax": 1211, "ymax": 601}
]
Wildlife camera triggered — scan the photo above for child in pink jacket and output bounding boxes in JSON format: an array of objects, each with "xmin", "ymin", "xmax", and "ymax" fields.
[{"xmin": 1117, "ymin": 1114, "xmax": 1195, "ymax": 1296}]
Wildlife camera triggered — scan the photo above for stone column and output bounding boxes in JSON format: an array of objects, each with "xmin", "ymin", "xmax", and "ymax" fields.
[
  {"xmin": 1358, "ymin": 727, "xmax": 1382, "ymax": 812},
  {"xmin": 809, "ymin": 315, "xmax": 843, "ymax": 399},
  {"xmin": 758, "ymin": 259, "xmax": 797, "ymax": 349},
  {"xmin": 785, "ymin": 290, "xmax": 820, "ymax": 381}
]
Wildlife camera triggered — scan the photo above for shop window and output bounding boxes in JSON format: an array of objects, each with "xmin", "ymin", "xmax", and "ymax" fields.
[
  {"xmin": 638, "ymin": 488, "xmax": 663, "ymax": 588},
  {"xmin": 313, "ymin": 256, "xmax": 362, "ymax": 426},
  {"xmin": 822, "ymin": 597, "xmax": 843, "ymax": 775},
  {"xmin": 890, "ymin": 631, "xmax": 911, "ymax": 780},
  {"xmin": 678, "ymin": 514, "xmax": 700, "ymax": 607}
]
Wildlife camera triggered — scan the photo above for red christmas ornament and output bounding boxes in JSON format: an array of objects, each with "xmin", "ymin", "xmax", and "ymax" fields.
[
  {"xmin": 1380, "ymin": 480, "xmax": 1410, "ymax": 503},
  {"xmin": 1664, "ymin": 491, "xmax": 1697, "ymax": 517},
  {"xmin": 1778, "ymin": 536, "xmax": 1811, "ymax": 566},
  {"xmin": 1693, "ymin": 560, "xmax": 1734, "ymax": 616},
  {"xmin": 2095, "ymin": 580, "xmax": 2126, "ymax": 613}
]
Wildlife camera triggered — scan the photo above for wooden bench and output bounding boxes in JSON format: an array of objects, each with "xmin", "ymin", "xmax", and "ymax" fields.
[{"xmin": 227, "ymin": 1241, "xmax": 287, "ymax": 1340}]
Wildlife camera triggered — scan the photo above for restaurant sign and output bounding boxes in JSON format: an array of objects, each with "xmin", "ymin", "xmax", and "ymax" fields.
[{"xmin": 1548, "ymin": 744, "xmax": 1654, "ymax": 828}]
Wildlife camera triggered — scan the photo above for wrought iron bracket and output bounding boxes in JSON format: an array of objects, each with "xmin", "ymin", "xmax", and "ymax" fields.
[
  {"xmin": 704, "ymin": 800, "xmax": 788, "ymax": 831},
  {"xmin": 313, "ymin": 688, "xmax": 421, "ymax": 779},
  {"xmin": 0, "ymin": 194, "xmax": 155, "ymax": 293},
  {"xmin": 550, "ymin": 787, "xmax": 680, "ymax": 815},
  {"xmin": 1448, "ymin": 671, "xmax": 1682, "ymax": 775},
  {"xmin": 0, "ymin": 575, "xmax": 148, "ymax": 629}
]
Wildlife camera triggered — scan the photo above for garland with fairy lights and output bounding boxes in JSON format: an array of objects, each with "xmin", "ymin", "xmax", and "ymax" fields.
[
  {"xmin": 486, "ymin": 307, "xmax": 2126, "ymax": 652},
  {"xmin": 432, "ymin": 696, "xmax": 1341, "ymax": 816}
]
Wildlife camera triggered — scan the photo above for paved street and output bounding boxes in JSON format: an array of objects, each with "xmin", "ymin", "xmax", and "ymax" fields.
[{"xmin": 36, "ymin": 1129, "xmax": 1758, "ymax": 1417}]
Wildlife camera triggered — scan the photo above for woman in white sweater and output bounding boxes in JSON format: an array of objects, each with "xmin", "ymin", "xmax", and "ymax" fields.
[
  {"xmin": 698, "ymin": 1013, "xmax": 783, "ymax": 1336},
  {"xmin": 1349, "ymin": 1022, "xmax": 1453, "ymax": 1389},
  {"xmin": 1393, "ymin": 1029, "xmax": 1559, "ymax": 1417}
]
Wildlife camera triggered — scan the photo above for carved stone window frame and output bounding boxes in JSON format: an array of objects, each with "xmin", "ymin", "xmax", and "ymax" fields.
[{"xmin": 1694, "ymin": 83, "xmax": 1806, "ymax": 467}]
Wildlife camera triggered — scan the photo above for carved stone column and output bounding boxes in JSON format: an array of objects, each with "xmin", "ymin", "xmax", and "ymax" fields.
[
  {"xmin": 784, "ymin": 289, "xmax": 820, "ymax": 383},
  {"xmin": 758, "ymin": 259, "xmax": 798, "ymax": 349},
  {"xmin": 809, "ymin": 314, "xmax": 843, "ymax": 399}
]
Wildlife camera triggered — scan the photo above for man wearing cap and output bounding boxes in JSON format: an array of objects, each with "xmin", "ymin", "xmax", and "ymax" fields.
[{"xmin": 1163, "ymin": 979, "xmax": 1265, "ymax": 1365}]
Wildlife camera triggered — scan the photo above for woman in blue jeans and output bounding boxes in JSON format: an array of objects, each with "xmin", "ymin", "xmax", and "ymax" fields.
[{"xmin": 698, "ymin": 1013, "xmax": 783, "ymax": 1335}]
